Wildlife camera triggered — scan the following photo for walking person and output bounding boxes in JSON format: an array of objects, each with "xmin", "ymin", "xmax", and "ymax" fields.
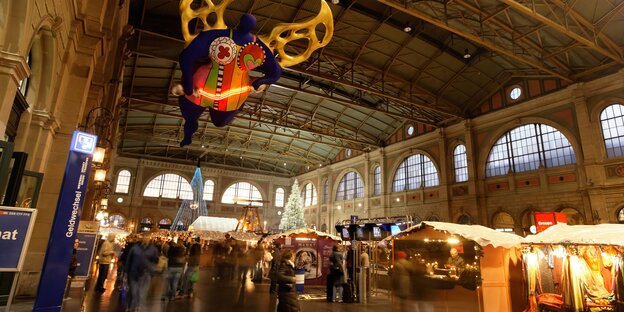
[
  {"xmin": 125, "ymin": 236, "xmax": 159, "ymax": 312},
  {"xmin": 95, "ymin": 234, "xmax": 116, "ymax": 292},
  {"xmin": 181, "ymin": 236, "xmax": 201, "ymax": 298},
  {"xmin": 329, "ymin": 245, "xmax": 345, "ymax": 302},
  {"xmin": 277, "ymin": 250, "xmax": 300, "ymax": 312},
  {"xmin": 269, "ymin": 243, "xmax": 282, "ymax": 294},
  {"xmin": 163, "ymin": 239, "xmax": 186, "ymax": 301}
]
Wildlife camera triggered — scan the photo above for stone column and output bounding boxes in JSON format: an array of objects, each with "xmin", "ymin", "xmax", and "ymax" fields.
[{"xmin": 0, "ymin": 51, "xmax": 30, "ymax": 137}]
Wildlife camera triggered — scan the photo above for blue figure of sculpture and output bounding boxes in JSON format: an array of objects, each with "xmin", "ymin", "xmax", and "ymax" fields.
[{"xmin": 174, "ymin": 0, "xmax": 334, "ymax": 147}]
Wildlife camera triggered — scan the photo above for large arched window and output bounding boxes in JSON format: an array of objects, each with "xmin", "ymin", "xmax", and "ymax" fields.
[
  {"xmin": 486, "ymin": 124, "xmax": 576, "ymax": 177},
  {"xmin": 392, "ymin": 154, "xmax": 439, "ymax": 192},
  {"xmin": 492, "ymin": 212, "xmax": 515, "ymax": 232},
  {"xmin": 275, "ymin": 187, "xmax": 285, "ymax": 207},
  {"xmin": 109, "ymin": 214, "xmax": 126, "ymax": 228},
  {"xmin": 301, "ymin": 183, "xmax": 317, "ymax": 207},
  {"xmin": 115, "ymin": 169, "xmax": 132, "ymax": 194},
  {"xmin": 203, "ymin": 180, "xmax": 215, "ymax": 201},
  {"xmin": 336, "ymin": 171, "xmax": 364, "ymax": 201},
  {"xmin": 221, "ymin": 182, "xmax": 263, "ymax": 206},
  {"xmin": 453, "ymin": 145, "xmax": 468, "ymax": 182},
  {"xmin": 600, "ymin": 104, "xmax": 624, "ymax": 158},
  {"xmin": 143, "ymin": 173, "xmax": 193, "ymax": 199},
  {"xmin": 373, "ymin": 166, "xmax": 381, "ymax": 196}
]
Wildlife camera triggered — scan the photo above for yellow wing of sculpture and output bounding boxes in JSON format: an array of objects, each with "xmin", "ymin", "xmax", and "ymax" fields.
[
  {"xmin": 179, "ymin": 0, "xmax": 334, "ymax": 67},
  {"xmin": 179, "ymin": 0, "xmax": 235, "ymax": 47},
  {"xmin": 258, "ymin": 0, "xmax": 334, "ymax": 68}
]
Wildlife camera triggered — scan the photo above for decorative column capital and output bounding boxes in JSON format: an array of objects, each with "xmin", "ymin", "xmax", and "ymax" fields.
[
  {"xmin": 0, "ymin": 51, "xmax": 31, "ymax": 86},
  {"xmin": 32, "ymin": 110, "xmax": 60, "ymax": 135}
]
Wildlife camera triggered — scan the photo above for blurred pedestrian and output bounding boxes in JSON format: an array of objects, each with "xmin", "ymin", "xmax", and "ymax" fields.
[
  {"xmin": 269, "ymin": 243, "xmax": 282, "ymax": 294},
  {"xmin": 392, "ymin": 251, "xmax": 413, "ymax": 311},
  {"xmin": 95, "ymin": 234, "xmax": 116, "ymax": 292},
  {"xmin": 329, "ymin": 245, "xmax": 345, "ymax": 302},
  {"xmin": 126, "ymin": 235, "xmax": 159, "ymax": 312},
  {"xmin": 163, "ymin": 239, "xmax": 186, "ymax": 300},
  {"xmin": 277, "ymin": 250, "xmax": 300, "ymax": 312},
  {"xmin": 181, "ymin": 236, "xmax": 201, "ymax": 298}
]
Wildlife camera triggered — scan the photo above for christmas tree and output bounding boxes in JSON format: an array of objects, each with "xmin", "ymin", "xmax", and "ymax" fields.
[{"xmin": 279, "ymin": 179, "xmax": 307, "ymax": 231}]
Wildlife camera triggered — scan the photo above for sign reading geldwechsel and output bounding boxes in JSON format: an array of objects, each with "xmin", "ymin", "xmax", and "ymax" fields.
[
  {"xmin": 0, "ymin": 207, "xmax": 36, "ymax": 271},
  {"xmin": 33, "ymin": 130, "xmax": 96, "ymax": 312}
]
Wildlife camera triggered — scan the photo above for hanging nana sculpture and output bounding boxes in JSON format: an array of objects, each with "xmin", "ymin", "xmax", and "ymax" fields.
[{"xmin": 173, "ymin": 0, "xmax": 334, "ymax": 147}]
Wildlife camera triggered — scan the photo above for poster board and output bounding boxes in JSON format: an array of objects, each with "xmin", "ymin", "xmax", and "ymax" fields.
[{"xmin": 75, "ymin": 221, "xmax": 99, "ymax": 278}]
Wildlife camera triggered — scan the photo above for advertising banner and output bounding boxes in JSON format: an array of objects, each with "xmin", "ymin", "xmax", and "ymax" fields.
[
  {"xmin": 534, "ymin": 212, "xmax": 568, "ymax": 233},
  {"xmin": 0, "ymin": 207, "xmax": 36, "ymax": 271},
  {"xmin": 74, "ymin": 221, "xmax": 99, "ymax": 278},
  {"xmin": 277, "ymin": 237, "xmax": 339, "ymax": 286},
  {"xmin": 33, "ymin": 131, "xmax": 96, "ymax": 312}
]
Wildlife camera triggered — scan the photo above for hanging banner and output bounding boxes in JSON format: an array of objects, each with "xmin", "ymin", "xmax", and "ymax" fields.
[
  {"xmin": 33, "ymin": 131, "xmax": 96, "ymax": 312},
  {"xmin": 0, "ymin": 207, "xmax": 37, "ymax": 271},
  {"xmin": 74, "ymin": 221, "xmax": 99, "ymax": 277}
]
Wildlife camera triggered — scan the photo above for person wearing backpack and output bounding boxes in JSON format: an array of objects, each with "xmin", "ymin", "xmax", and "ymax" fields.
[
  {"xmin": 162, "ymin": 240, "xmax": 187, "ymax": 301},
  {"xmin": 181, "ymin": 237, "xmax": 201, "ymax": 298}
]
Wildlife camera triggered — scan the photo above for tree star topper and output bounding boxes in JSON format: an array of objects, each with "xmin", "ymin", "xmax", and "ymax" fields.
[{"xmin": 175, "ymin": 0, "xmax": 334, "ymax": 147}]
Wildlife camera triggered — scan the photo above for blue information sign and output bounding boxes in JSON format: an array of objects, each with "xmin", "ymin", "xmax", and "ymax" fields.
[
  {"xmin": 74, "ymin": 232, "xmax": 97, "ymax": 277},
  {"xmin": 33, "ymin": 130, "xmax": 96, "ymax": 312},
  {"xmin": 0, "ymin": 207, "xmax": 36, "ymax": 271}
]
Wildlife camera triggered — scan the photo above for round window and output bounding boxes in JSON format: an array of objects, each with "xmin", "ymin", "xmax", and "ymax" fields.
[
  {"xmin": 117, "ymin": 197, "xmax": 124, "ymax": 203},
  {"xmin": 346, "ymin": 149, "xmax": 352, "ymax": 157},
  {"xmin": 509, "ymin": 86, "xmax": 522, "ymax": 100},
  {"xmin": 407, "ymin": 125, "xmax": 415, "ymax": 136}
]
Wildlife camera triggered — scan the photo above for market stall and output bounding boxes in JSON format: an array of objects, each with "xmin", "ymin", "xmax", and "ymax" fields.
[
  {"xmin": 264, "ymin": 228, "xmax": 341, "ymax": 286},
  {"xmin": 384, "ymin": 221, "xmax": 524, "ymax": 312},
  {"xmin": 522, "ymin": 224, "xmax": 624, "ymax": 312}
]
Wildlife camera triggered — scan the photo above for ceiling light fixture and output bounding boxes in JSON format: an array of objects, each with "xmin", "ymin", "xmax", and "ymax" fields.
[
  {"xmin": 463, "ymin": 48, "xmax": 471, "ymax": 59},
  {"xmin": 331, "ymin": 0, "xmax": 339, "ymax": 4},
  {"xmin": 403, "ymin": 24, "xmax": 412, "ymax": 33}
]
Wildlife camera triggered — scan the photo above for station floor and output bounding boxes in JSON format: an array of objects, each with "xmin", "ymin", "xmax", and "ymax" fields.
[{"xmin": 11, "ymin": 269, "xmax": 415, "ymax": 312}]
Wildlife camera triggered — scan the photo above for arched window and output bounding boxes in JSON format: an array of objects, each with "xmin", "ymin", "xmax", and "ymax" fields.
[
  {"xmin": 140, "ymin": 217, "xmax": 152, "ymax": 224},
  {"xmin": 203, "ymin": 180, "xmax": 215, "ymax": 201},
  {"xmin": 600, "ymin": 104, "xmax": 624, "ymax": 158},
  {"xmin": 392, "ymin": 154, "xmax": 439, "ymax": 192},
  {"xmin": 457, "ymin": 214, "xmax": 472, "ymax": 225},
  {"xmin": 158, "ymin": 218, "xmax": 172, "ymax": 230},
  {"xmin": 492, "ymin": 212, "xmax": 515, "ymax": 232},
  {"xmin": 143, "ymin": 173, "xmax": 193, "ymax": 199},
  {"xmin": 115, "ymin": 169, "xmax": 131, "ymax": 194},
  {"xmin": 486, "ymin": 124, "xmax": 576, "ymax": 177},
  {"xmin": 301, "ymin": 183, "xmax": 317, "ymax": 207},
  {"xmin": 221, "ymin": 182, "xmax": 263, "ymax": 206},
  {"xmin": 373, "ymin": 166, "xmax": 381, "ymax": 196},
  {"xmin": 559, "ymin": 208, "xmax": 584, "ymax": 225},
  {"xmin": 322, "ymin": 179, "xmax": 329, "ymax": 204},
  {"xmin": 336, "ymin": 171, "xmax": 364, "ymax": 201},
  {"xmin": 109, "ymin": 214, "xmax": 126, "ymax": 228},
  {"xmin": 618, "ymin": 208, "xmax": 624, "ymax": 224},
  {"xmin": 275, "ymin": 187, "xmax": 285, "ymax": 207},
  {"xmin": 453, "ymin": 145, "xmax": 468, "ymax": 182}
]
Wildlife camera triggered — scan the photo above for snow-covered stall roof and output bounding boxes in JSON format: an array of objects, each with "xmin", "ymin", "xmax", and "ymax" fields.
[
  {"xmin": 523, "ymin": 224, "xmax": 624, "ymax": 246},
  {"xmin": 189, "ymin": 216, "xmax": 238, "ymax": 232},
  {"xmin": 195, "ymin": 231, "xmax": 260, "ymax": 242},
  {"xmin": 99, "ymin": 227, "xmax": 130, "ymax": 237},
  {"xmin": 388, "ymin": 221, "xmax": 523, "ymax": 249},
  {"xmin": 264, "ymin": 228, "xmax": 341, "ymax": 242}
]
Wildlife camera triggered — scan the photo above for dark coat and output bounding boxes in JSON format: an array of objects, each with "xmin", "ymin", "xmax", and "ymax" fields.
[
  {"xmin": 277, "ymin": 260, "xmax": 300, "ymax": 312},
  {"xmin": 125, "ymin": 243, "xmax": 159, "ymax": 280}
]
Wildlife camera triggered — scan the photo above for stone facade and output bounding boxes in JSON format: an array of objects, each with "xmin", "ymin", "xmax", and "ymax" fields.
[{"xmin": 297, "ymin": 70, "xmax": 624, "ymax": 235}]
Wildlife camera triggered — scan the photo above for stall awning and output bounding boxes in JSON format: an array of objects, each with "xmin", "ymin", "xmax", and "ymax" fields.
[
  {"xmin": 264, "ymin": 228, "xmax": 341, "ymax": 242},
  {"xmin": 523, "ymin": 223, "xmax": 624, "ymax": 246},
  {"xmin": 189, "ymin": 216, "xmax": 238, "ymax": 232},
  {"xmin": 388, "ymin": 221, "xmax": 523, "ymax": 249}
]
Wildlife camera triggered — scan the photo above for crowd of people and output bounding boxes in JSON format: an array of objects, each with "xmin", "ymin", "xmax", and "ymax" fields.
[{"xmin": 90, "ymin": 232, "xmax": 300, "ymax": 311}]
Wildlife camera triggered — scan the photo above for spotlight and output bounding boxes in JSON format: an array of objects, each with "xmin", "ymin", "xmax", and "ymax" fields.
[
  {"xmin": 403, "ymin": 25, "xmax": 412, "ymax": 33},
  {"xmin": 463, "ymin": 48, "xmax": 471, "ymax": 59},
  {"xmin": 330, "ymin": 0, "xmax": 339, "ymax": 4}
]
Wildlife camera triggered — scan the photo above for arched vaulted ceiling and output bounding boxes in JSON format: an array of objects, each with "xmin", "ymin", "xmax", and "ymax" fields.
[{"xmin": 117, "ymin": 0, "xmax": 624, "ymax": 176}]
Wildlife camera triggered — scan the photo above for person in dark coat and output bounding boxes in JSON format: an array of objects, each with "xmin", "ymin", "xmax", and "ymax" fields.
[
  {"xmin": 269, "ymin": 243, "xmax": 282, "ymax": 294},
  {"xmin": 277, "ymin": 250, "xmax": 300, "ymax": 312},
  {"xmin": 125, "ymin": 236, "xmax": 159, "ymax": 311}
]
